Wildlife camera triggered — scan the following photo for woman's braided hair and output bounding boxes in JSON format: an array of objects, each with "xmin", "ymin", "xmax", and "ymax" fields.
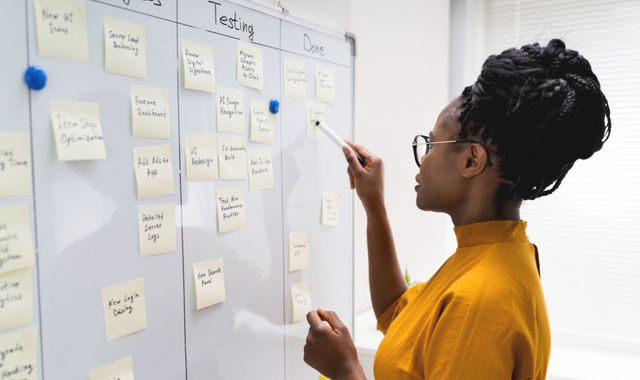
[{"xmin": 459, "ymin": 39, "xmax": 611, "ymax": 200}]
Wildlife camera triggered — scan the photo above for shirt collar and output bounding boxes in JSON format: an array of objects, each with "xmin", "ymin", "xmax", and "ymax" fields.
[{"xmin": 454, "ymin": 220, "xmax": 529, "ymax": 248}]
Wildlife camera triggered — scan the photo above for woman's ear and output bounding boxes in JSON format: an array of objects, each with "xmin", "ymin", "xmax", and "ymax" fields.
[{"xmin": 462, "ymin": 144, "xmax": 490, "ymax": 178}]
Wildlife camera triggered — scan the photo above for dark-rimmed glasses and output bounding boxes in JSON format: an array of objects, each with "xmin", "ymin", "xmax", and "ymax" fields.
[{"xmin": 412, "ymin": 135, "xmax": 493, "ymax": 168}]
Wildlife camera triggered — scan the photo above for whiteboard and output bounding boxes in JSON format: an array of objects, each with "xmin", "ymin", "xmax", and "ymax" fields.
[{"xmin": 1, "ymin": 0, "xmax": 354, "ymax": 379}]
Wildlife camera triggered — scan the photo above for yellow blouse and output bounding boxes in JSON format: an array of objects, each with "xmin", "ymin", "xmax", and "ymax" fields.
[{"xmin": 375, "ymin": 220, "xmax": 550, "ymax": 379}]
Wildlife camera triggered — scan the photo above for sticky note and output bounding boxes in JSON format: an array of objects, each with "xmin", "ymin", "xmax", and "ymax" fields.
[
  {"xmin": 0, "ymin": 267, "xmax": 33, "ymax": 333},
  {"xmin": 130, "ymin": 85, "xmax": 170, "ymax": 139},
  {"xmin": 0, "ymin": 132, "xmax": 32, "ymax": 197},
  {"xmin": 0, "ymin": 204, "xmax": 35, "ymax": 275},
  {"xmin": 104, "ymin": 16, "xmax": 146, "ymax": 79},
  {"xmin": 247, "ymin": 149, "xmax": 273, "ymax": 192},
  {"xmin": 236, "ymin": 41, "xmax": 263, "ymax": 90},
  {"xmin": 185, "ymin": 134, "xmax": 217, "ymax": 182},
  {"xmin": 34, "ymin": 0, "xmax": 89, "ymax": 61},
  {"xmin": 216, "ymin": 87, "xmax": 245, "ymax": 134},
  {"xmin": 90, "ymin": 356, "xmax": 134, "ymax": 380},
  {"xmin": 132, "ymin": 145, "xmax": 174, "ymax": 200},
  {"xmin": 284, "ymin": 57, "xmax": 306, "ymax": 99},
  {"xmin": 182, "ymin": 40, "xmax": 215, "ymax": 92},
  {"xmin": 102, "ymin": 278, "xmax": 147, "ymax": 343},
  {"xmin": 321, "ymin": 190, "xmax": 342, "ymax": 226},
  {"xmin": 138, "ymin": 203, "xmax": 175, "ymax": 257},
  {"xmin": 216, "ymin": 187, "xmax": 245, "ymax": 233},
  {"xmin": 291, "ymin": 282, "xmax": 312, "ymax": 323},
  {"xmin": 193, "ymin": 257, "xmax": 225, "ymax": 310},
  {"xmin": 249, "ymin": 100, "xmax": 275, "ymax": 145},
  {"xmin": 50, "ymin": 101, "xmax": 107, "ymax": 161},
  {"xmin": 289, "ymin": 232, "xmax": 310, "ymax": 272},
  {"xmin": 0, "ymin": 328, "xmax": 37, "ymax": 380},
  {"xmin": 306, "ymin": 102, "xmax": 326, "ymax": 139},
  {"xmin": 218, "ymin": 136, "xmax": 247, "ymax": 180},
  {"xmin": 316, "ymin": 64, "xmax": 335, "ymax": 104}
]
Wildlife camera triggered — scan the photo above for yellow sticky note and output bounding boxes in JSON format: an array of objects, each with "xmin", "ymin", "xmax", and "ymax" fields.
[
  {"xmin": 306, "ymin": 102, "xmax": 326, "ymax": 139},
  {"xmin": 218, "ymin": 136, "xmax": 247, "ymax": 180},
  {"xmin": 90, "ymin": 356, "xmax": 134, "ymax": 380},
  {"xmin": 102, "ymin": 278, "xmax": 147, "ymax": 343},
  {"xmin": 0, "ymin": 327, "xmax": 37, "ymax": 380},
  {"xmin": 0, "ymin": 132, "xmax": 32, "ymax": 197},
  {"xmin": 249, "ymin": 100, "xmax": 274, "ymax": 145},
  {"xmin": 321, "ymin": 190, "xmax": 342, "ymax": 226},
  {"xmin": 50, "ymin": 101, "xmax": 106, "ymax": 161},
  {"xmin": 291, "ymin": 282, "xmax": 312, "ymax": 323},
  {"xmin": 216, "ymin": 87, "xmax": 245, "ymax": 134},
  {"xmin": 216, "ymin": 187, "xmax": 245, "ymax": 233},
  {"xmin": 185, "ymin": 134, "xmax": 217, "ymax": 182},
  {"xmin": 289, "ymin": 232, "xmax": 310, "ymax": 272},
  {"xmin": 193, "ymin": 257, "xmax": 225, "ymax": 310},
  {"xmin": 182, "ymin": 40, "xmax": 215, "ymax": 92},
  {"xmin": 130, "ymin": 85, "xmax": 170, "ymax": 139},
  {"xmin": 104, "ymin": 16, "xmax": 146, "ymax": 79},
  {"xmin": 247, "ymin": 149, "xmax": 273, "ymax": 192},
  {"xmin": 132, "ymin": 145, "xmax": 174, "ymax": 200},
  {"xmin": 0, "ymin": 204, "xmax": 35, "ymax": 275},
  {"xmin": 284, "ymin": 57, "xmax": 306, "ymax": 99},
  {"xmin": 236, "ymin": 41, "xmax": 263, "ymax": 90},
  {"xmin": 34, "ymin": 0, "xmax": 88, "ymax": 61},
  {"xmin": 0, "ymin": 267, "xmax": 33, "ymax": 333},
  {"xmin": 138, "ymin": 203, "xmax": 175, "ymax": 257},
  {"xmin": 316, "ymin": 64, "xmax": 335, "ymax": 104}
]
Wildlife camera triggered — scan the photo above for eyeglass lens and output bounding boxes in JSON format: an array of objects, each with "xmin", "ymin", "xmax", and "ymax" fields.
[{"xmin": 415, "ymin": 135, "xmax": 428, "ymax": 162}]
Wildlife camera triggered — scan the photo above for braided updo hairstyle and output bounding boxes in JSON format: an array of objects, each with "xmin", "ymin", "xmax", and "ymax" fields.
[{"xmin": 459, "ymin": 39, "xmax": 611, "ymax": 200}]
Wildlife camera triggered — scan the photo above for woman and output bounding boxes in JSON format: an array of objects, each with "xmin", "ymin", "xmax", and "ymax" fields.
[{"xmin": 303, "ymin": 39, "xmax": 611, "ymax": 379}]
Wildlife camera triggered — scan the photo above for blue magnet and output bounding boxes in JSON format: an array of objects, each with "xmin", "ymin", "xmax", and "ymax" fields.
[
  {"xmin": 269, "ymin": 98, "xmax": 280, "ymax": 114},
  {"xmin": 24, "ymin": 66, "xmax": 47, "ymax": 90}
]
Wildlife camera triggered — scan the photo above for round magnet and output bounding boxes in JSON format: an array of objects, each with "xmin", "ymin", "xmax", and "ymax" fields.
[
  {"xmin": 24, "ymin": 66, "xmax": 47, "ymax": 90},
  {"xmin": 269, "ymin": 98, "xmax": 280, "ymax": 114}
]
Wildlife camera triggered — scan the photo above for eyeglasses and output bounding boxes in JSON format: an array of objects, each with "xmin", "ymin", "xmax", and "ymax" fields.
[{"xmin": 412, "ymin": 135, "xmax": 493, "ymax": 168}]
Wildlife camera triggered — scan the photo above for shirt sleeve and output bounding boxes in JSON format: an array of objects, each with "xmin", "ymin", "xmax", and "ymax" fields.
[{"xmin": 376, "ymin": 282, "xmax": 423, "ymax": 335}]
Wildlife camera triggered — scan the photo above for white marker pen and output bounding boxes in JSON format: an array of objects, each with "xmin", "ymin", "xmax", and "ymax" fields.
[{"xmin": 315, "ymin": 121, "xmax": 365, "ymax": 166}]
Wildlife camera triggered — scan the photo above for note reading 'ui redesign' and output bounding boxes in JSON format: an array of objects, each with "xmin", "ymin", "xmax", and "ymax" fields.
[
  {"xmin": 321, "ymin": 190, "xmax": 342, "ymax": 226},
  {"xmin": 182, "ymin": 40, "xmax": 216, "ymax": 92},
  {"xmin": 247, "ymin": 149, "xmax": 273, "ymax": 192},
  {"xmin": 306, "ymin": 102, "xmax": 326, "ymax": 139},
  {"xmin": 216, "ymin": 87, "xmax": 245, "ymax": 134},
  {"xmin": 216, "ymin": 187, "xmax": 245, "ymax": 233},
  {"xmin": 0, "ymin": 267, "xmax": 33, "ymax": 333},
  {"xmin": 0, "ymin": 204, "xmax": 35, "ymax": 275},
  {"xmin": 130, "ymin": 84, "xmax": 170, "ymax": 139},
  {"xmin": 50, "ymin": 101, "xmax": 107, "ymax": 161},
  {"xmin": 90, "ymin": 356, "xmax": 134, "ymax": 380},
  {"xmin": 237, "ymin": 41, "xmax": 263, "ymax": 90},
  {"xmin": 102, "ymin": 278, "xmax": 147, "ymax": 343},
  {"xmin": 34, "ymin": 0, "xmax": 89, "ymax": 61},
  {"xmin": 104, "ymin": 16, "xmax": 146, "ymax": 79},
  {"xmin": 193, "ymin": 257, "xmax": 226, "ymax": 310},
  {"xmin": 0, "ymin": 132, "xmax": 32, "ymax": 197},
  {"xmin": 284, "ymin": 57, "xmax": 306, "ymax": 99},
  {"xmin": 0, "ymin": 327, "xmax": 37, "ymax": 380},
  {"xmin": 249, "ymin": 100, "xmax": 275, "ymax": 145},
  {"xmin": 218, "ymin": 135, "xmax": 247, "ymax": 180},
  {"xmin": 132, "ymin": 145, "xmax": 174, "ymax": 200},
  {"xmin": 316, "ymin": 64, "xmax": 336, "ymax": 104},
  {"xmin": 185, "ymin": 134, "xmax": 218, "ymax": 182},
  {"xmin": 291, "ymin": 282, "xmax": 312, "ymax": 323},
  {"xmin": 138, "ymin": 203, "xmax": 175, "ymax": 257},
  {"xmin": 289, "ymin": 232, "xmax": 310, "ymax": 272}
]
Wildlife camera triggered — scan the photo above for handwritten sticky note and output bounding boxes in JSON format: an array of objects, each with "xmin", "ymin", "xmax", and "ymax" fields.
[
  {"xmin": 0, "ymin": 132, "xmax": 32, "ymax": 197},
  {"xmin": 0, "ymin": 327, "xmax": 37, "ymax": 380},
  {"xmin": 182, "ymin": 40, "xmax": 215, "ymax": 93},
  {"xmin": 104, "ymin": 16, "xmax": 146, "ymax": 79},
  {"xmin": 321, "ymin": 190, "xmax": 342, "ymax": 226},
  {"xmin": 138, "ymin": 203, "xmax": 175, "ymax": 257},
  {"xmin": 90, "ymin": 356, "xmax": 134, "ymax": 380},
  {"xmin": 185, "ymin": 134, "xmax": 217, "ymax": 182},
  {"xmin": 50, "ymin": 101, "xmax": 106, "ymax": 161},
  {"xmin": 102, "ymin": 278, "xmax": 147, "ymax": 343},
  {"xmin": 291, "ymin": 282, "xmax": 312, "ymax": 323},
  {"xmin": 289, "ymin": 232, "xmax": 310, "ymax": 272},
  {"xmin": 316, "ymin": 64, "xmax": 335, "ymax": 104},
  {"xmin": 132, "ymin": 145, "xmax": 174, "ymax": 200},
  {"xmin": 306, "ymin": 102, "xmax": 326, "ymax": 139},
  {"xmin": 216, "ymin": 187, "xmax": 245, "ymax": 233},
  {"xmin": 218, "ymin": 136, "xmax": 247, "ymax": 180},
  {"xmin": 249, "ymin": 100, "xmax": 274, "ymax": 145},
  {"xmin": 193, "ymin": 257, "xmax": 225, "ymax": 310},
  {"xmin": 247, "ymin": 149, "xmax": 273, "ymax": 192},
  {"xmin": 130, "ymin": 85, "xmax": 170, "ymax": 139},
  {"xmin": 236, "ymin": 41, "xmax": 263, "ymax": 90},
  {"xmin": 0, "ymin": 267, "xmax": 33, "ymax": 333},
  {"xmin": 216, "ymin": 87, "xmax": 245, "ymax": 134},
  {"xmin": 0, "ymin": 204, "xmax": 35, "ymax": 275},
  {"xmin": 34, "ymin": 0, "xmax": 88, "ymax": 61},
  {"xmin": 284, "ymin": 57, "xmax": 306, "ymax": 99}
]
